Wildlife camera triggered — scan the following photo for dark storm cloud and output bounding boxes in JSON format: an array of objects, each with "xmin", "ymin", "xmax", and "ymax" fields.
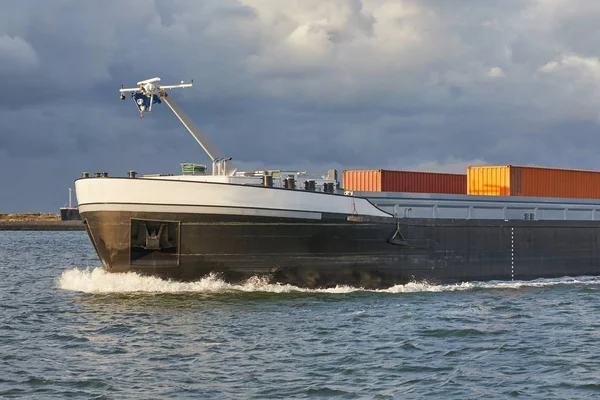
[{"xmin": 2, "ymin": 0, "xmax": 600, "ymax": 212}]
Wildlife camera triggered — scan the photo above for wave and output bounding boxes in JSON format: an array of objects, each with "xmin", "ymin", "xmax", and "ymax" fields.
[{"xmin": 57, "ymin": 267, "xmax": 600, "ymax": 295}]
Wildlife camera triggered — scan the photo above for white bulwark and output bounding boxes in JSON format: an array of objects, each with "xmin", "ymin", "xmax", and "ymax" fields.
[{"xmin": 75, "ymin": 175, "xmax": 392, "ymax": 219}]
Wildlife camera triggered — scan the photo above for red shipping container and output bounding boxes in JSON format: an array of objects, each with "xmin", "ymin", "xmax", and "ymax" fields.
[{"xmin": 343, "ymin": 170, "xmax": 467, "ymax": 194}]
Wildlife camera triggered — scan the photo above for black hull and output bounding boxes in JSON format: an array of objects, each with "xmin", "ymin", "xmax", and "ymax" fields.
[{"xmin": 80, "ymin": 209, "xmax": 600, "ymax": 288}]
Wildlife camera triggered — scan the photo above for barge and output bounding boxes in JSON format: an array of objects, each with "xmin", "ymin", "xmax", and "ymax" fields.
[{"xmin": 75, "ymin": 77, "xmax": 600, "ymax": 288}]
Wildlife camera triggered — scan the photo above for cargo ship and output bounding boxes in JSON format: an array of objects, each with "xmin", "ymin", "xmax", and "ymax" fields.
[{"xmin": 75, "ymin": 77, "xmax": 600, "ymax": 288}]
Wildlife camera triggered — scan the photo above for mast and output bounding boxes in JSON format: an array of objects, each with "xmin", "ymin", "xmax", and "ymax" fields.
[
  {"xmin": 161, "ymin": 94, "xmax": 224, "ymax": 161},
  {"xmin": 119, "ymin": 77, "xmax": 236, "ymax": 175}
]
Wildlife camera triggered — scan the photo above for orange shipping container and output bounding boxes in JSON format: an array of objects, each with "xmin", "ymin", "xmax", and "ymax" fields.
[
  {"xmin": 467, "ymin": 165, "xmax": 600, "ymax": 199},
  {"xmin": 343, "ymin": 170, "xmax": 467, "ymax": 194}
]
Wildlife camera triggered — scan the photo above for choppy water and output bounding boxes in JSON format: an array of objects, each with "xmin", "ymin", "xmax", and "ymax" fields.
[{"xmin": 1, "ymin": 231, "xmax": 599, "ymax": 399}]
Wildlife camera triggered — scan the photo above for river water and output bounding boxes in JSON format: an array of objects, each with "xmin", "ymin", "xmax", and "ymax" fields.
[{"xmin": 1, "ymin": 231, "xmax": 599, "ymax": 399}]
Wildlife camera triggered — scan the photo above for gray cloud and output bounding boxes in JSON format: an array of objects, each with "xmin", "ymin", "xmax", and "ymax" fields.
[
  {"xmin": 1, "ymin": 0, "xmax": 600, "ymax": 212},
  {"xmin": 0, "ymin": 35, "xmax": 38, "ymax": 72}
]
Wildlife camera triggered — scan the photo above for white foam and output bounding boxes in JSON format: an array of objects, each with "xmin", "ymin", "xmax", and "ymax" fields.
[
  {"xmin": 384, "ymin": 276, "xmax": 600, "ymax": 293},
  {"xmin": 57, "ymin": 267, "xmax": 360, "ymax": 294},
  {"xmin": 57, "ymin": 267, "xmax": 600, "ymax": 295}
]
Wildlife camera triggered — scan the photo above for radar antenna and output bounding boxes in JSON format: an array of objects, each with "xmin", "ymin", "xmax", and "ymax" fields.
[{"xmin": 119, "ymin": 77, "xmax": 235, "ymax": 175}]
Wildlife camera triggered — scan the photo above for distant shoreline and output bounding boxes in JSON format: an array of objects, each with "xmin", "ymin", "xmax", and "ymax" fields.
[
  {"xmin": 0, "ymin": 220, "xmax": 84, "ymax": 231},
  {"xmin": 0, "ymin": 214, "xmax": 84, "ymax": 231}
]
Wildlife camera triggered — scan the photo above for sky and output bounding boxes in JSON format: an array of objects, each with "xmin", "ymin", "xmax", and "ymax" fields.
[{"xmin": 2, "ymin": 0, "xmax": 600, "ymax": 212}]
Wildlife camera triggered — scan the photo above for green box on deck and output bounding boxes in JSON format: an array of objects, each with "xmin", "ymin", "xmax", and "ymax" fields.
[{"xmin": 180, "ymin": 163, "xmax": 207, "ymax": 175}]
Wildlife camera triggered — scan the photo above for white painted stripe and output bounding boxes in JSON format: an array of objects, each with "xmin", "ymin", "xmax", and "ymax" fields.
[
  {"xmin": 78, "ymin": 203, "xmax": 322, "ymax": 220},
  {"xmin": 511, "ymin": 227, "xmax": 514, "ymax": 280}
]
